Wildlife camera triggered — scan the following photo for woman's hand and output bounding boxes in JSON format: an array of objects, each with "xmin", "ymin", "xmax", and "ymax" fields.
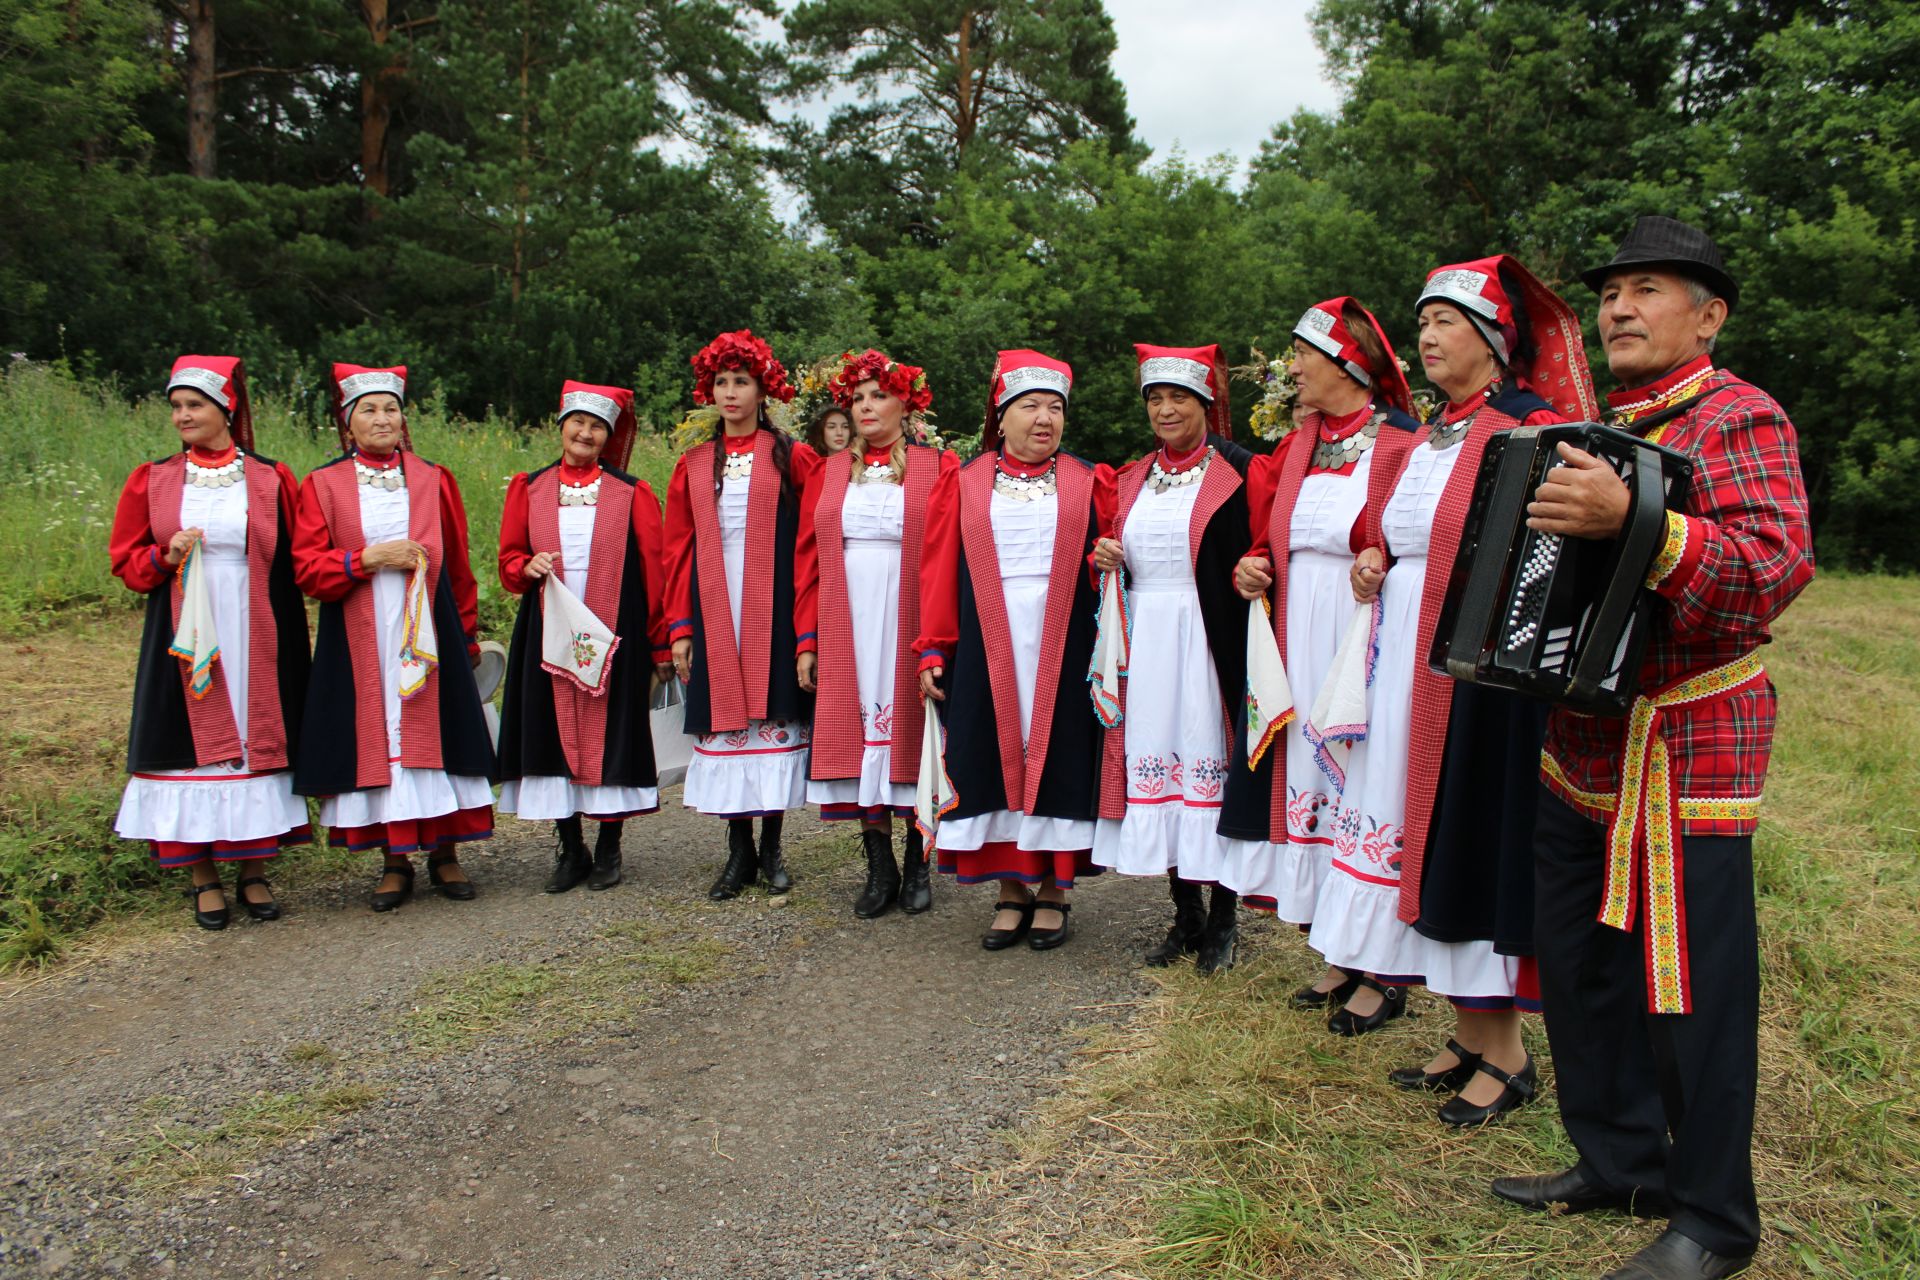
[
  {"xmin": 671, "ymin": 638, "xmax": 694, "ymax": 683},
  {"xmin": 162, "ymin": 528, "xmax": 203, "ymax": 567},
  {"xmin": 654, "ymin": 662, "xmax": 674, "ymax": 687},
  {"xmin": 919, "ymin": 665, "xmax": 945, "ymax": 702},
  {"xmin": 361, "ymin": 539, "xmax": 427, "ymax": 572},
  {"xmin": 524, "ymin": 551, "xmax": 559, "ymax": 580},
  {"xmin": 1351, "ymin": 547, "xmax": 1386, "ymax": 603},
  {"xmin": 797, "ymin": 651, "xmax": 817, "ymax": 693},
  {"xmin": 1092, "ymin": 537, "xmax": 1125, "ymax": 573},
  {"xmin": 1234, "ymin": 555, "xmax": 1273, "ymax": 601}
]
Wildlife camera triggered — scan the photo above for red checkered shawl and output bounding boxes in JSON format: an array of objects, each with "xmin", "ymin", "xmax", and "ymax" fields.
[
  {"xmin": 303, "ymin": 452, "xmax": 451, "ymax": 788},
  {"xmin": 1361, "ymin": 404, "xmax": 1521, "ymax": 925},
  {"xmin": 525, "ymin": 467, "xmax": 634, "ymax": 786},
  {"xmin": 1097, "ymin": 452, "xmax": 1244, "ymax": 821},
  {"xmin": 683, "ymin": 433, "xmax": 783, "ymax": 731},
  {"xmin": 143, "ymin": 454, "xmax": 293, "ymax": 770},
  {"xmin": 956, "ymin": 453, "xmax": 1098, "ymax": 812},
  {"xmin": 809, "ymin": 445, "xmax": 943, "ymax": 783}
]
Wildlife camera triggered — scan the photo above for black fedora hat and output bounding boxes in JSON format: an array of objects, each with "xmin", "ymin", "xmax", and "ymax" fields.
[{"xmin": 1581, "ymin": 215, "xmax": 1739, "ymax": 311}]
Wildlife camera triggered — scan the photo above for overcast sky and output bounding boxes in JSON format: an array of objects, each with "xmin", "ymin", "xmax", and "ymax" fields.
[{"xmin": 1105, "ymin": 0, "xmax": 1340, "ymax": 174}]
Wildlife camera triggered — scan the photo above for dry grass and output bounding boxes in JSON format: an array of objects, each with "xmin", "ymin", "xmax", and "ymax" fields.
[
  {"xmin": 958, "ymin": 575, "xmax": 1920, "ymax": 1280},
  {"xmin": 114, "ymin": 1082, "xmax": 384, "ymax": 1195}
]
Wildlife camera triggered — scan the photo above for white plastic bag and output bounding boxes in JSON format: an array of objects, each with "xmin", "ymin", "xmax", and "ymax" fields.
[{"xmin": 651, "ymin": 678, "xmax": 697, "ymax": 788}]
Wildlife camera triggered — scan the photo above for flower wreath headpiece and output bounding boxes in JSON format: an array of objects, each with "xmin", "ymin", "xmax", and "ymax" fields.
[
  {"xmin": 828, "ymin": 348, "xmax": 934, "ymax": 417},
  {"xmin": 691, "ymin": 329, "xmax": 796, "ymax": 406}
]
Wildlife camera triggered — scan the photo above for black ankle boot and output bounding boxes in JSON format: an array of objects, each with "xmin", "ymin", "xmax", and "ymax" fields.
[
  {"xmin": 854, "ymin": 827, "xmax": 900, "ymax": 918},
  {"xmin": 710, "ymin": 819, "xmax": 758, "ymax": 901},
  {"xmin": 1196, "ymin": 886, "xmax": 1239, "ymax": 974},
  {"xmin": 1144, "ymin": 873, "xmax": 1206, "ymax": 966},
  {"xmin": 545, "ymin": 817, "xmax": 592, "ymax": 894},
  {"xmin": 587, "ymin": 819, "xmax": 623, "ymax": 891},
  {"xmin": 898, "ymin": 825, "xmax": 932, "ymax": 914},
  {"xmin": 758, "ymin": 814, "xmax": 791, "ymax": 895}
]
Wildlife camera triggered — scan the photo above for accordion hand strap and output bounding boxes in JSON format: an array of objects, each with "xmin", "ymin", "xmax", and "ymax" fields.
[{"xmin": 1568, "ymin": 443, "xmax": 1668, "ymax": 704}]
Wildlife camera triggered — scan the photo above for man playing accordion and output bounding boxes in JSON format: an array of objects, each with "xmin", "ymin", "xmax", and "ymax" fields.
[{"xmin": 1490, "ymin": 217, "xmax": 1814, "ymax": 1279}]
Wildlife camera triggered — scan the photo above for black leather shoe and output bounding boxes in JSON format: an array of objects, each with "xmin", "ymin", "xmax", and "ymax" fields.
[
  {"xmin": 185, "ymin": 881, "xmax": 229, "ymax": 931},
  {"xmin": 1144, "ymin": 875, "xmax": 1205, "ymax": 966},
  {"xmin": 233, "ymin": 873, "xmax": 281, "ymax": 922},
  {"xmin": 1327, "ymin": 975, "xmax": 1406, "ymax": 1036},
  {"xmin": 1390, "ymin": 1038, "xmax": 1482, "ymax": 1091},
  {"xmin": 370, "ymin": 861, "xmax": 414, "ymax": 913},
  {"xmin": 1491, "ymin": 1166, "xmax": 1670, "ymax": 1218},
  {"xmin": 1602, "ymin": 1229, "xmax": 1754, "ymax": 1278},
  {"xmin": 1438, "ymin": 1055, "xmax": 1537, "ymax": 1127},
  {"xmin": 709, "ymin": 819, "xmax": 758, "ymax": 901},
  {"xmin": 545, "ymin": 818, "xmax": 591, "ymax": 894},
  {"xmin": 898, "ymin": 827, "xmax": 932, "ymax": 914},
  {"xmin": 587, "ymin": 819, "xmax": 623, "ymax": 891},
  {"xmin": 1195, "ymin": 886, "xmax": 1238, "ymax": 974},
  {"xmin": 1028, "ymin": 901, "xmax": 1071, "ymax": 951},
  {"xmin": 427, "ymin": 851, "xmax": 476, "ymax": 900},
  {"xmin": 982, "ymin": 899, "xmax": 1035, "ymax": 951},
  {"xmin": 1292, "ymin": 968, "xmax": 1363, "ymax": 1009},
  {"xmin": 757, "ymin": 814, "xmax": 791, "ymax": 896},
  {"xmin": 853, "ymin": 828, "xmax": 900, "ymax": 918}
]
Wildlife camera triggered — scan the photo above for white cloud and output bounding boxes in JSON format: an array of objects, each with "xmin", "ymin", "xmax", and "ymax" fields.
[{"xmin": 1105, "ymin": 0, "xmax": 1339, "ymax": 176}]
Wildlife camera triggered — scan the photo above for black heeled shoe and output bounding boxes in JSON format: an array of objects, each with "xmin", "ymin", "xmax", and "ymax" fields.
[
  {"xmin": 1292, "ymin": 967, "xmax": 1362, "ymax": 1009},
  {"xmin": 1438, "ymin": 1055, "xmax": 1537, "ymax": 1128},
  {"xmin": 427, "ymin": 851, "xmax": 476, "ymax": 901},
  {"xmin": 981, "ymin": 900, "xmax": 1035, "ymax": 951},
  {"xmin": 370, "ymin": 861, "xmax": 414, "ymax": 913},
  {"xmin": 1326, "ymin": 974, "xmax": 1406, "ymax": 1036},
  {"xmin": 185, "ymin": 881, "xmax": 229, "ymax": 931},
  {"xmin": 1389, "ymin": 1038, "xmax": 1482, "ymax": 1091},
  {"xmin": 1027, "ymin": 901, "xmax": 1071, "ymax": 951},
  {"xmin": 233, "ymin": 873, "xmax": 281, "ymax": 922}
]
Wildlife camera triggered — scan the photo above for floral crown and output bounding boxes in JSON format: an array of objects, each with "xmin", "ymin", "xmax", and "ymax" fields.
[
  {"xmin": 828, "ymin": 349, "xmax": 933, "ymax": 416},
  {"xmin": 691, "ymin": 329, "xmax": 796, "ymax": 405}
]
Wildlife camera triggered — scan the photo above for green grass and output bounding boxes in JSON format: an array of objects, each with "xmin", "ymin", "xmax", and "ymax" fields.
[
  {"xmin": 972, "ymin": 574, "xmax": 1920, "ymax": 1280},
  {"xmin": 397, "ymin": 916, "xmax": 734, "ymax": 1055},
  {"xmin": 0, "ymin": 362, "xmax": 682, "ymax": 964},
  {"xmin": 114, "ymin": 1083, "xmax": 383, "ymax": 1194}
]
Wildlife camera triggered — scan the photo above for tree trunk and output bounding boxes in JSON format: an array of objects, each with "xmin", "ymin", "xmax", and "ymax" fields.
[
  {"xmin": 953, "ymin": 9, "xmax": 976, "ymax": 159},
  {"xmin": 360, "ymin": 0, "xmax": 392, "ymax": 207},
  {"xmin": 184, "ymin": 0, "xmax": 217, "ymax": 179}
]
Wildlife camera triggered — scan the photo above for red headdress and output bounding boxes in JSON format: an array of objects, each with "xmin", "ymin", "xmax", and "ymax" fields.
[
  {"xmin": 330, "ymin": 362, "xmax": 410, "ymax": 451},
  {"xmin": 828, "ymin": 348, "xmax": 934, "ymax": 417},
  {"xmin": 1134, "ymin": 343, "xmax": 1232, "ymax": 439},
  {"xmin": 1416, "ymin": 256, "xmax": 1599, "ymax": 422},
  {"xmin": 558, "ymin": 380, "xmax": 637, "ymax": 472},
  {"xmin": 980, "ymin": 348, "xmax": 1072, "ymax": 454},
  {"xmin": 1292, "ymin": 298, "xmax": 1413, "ymax": 416},
  {"xmin": 167, "ymin": 354, "xmax": 255, "ymax": 452},
  {"xmin": 691, "ymin": 330, "xmax": 796, "ymax": 406}
]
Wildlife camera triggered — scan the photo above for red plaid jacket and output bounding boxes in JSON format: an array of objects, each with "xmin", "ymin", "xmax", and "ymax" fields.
[{"xmin": 1541, "ymin": 356, "xmax": 1815, "ymax": 835}]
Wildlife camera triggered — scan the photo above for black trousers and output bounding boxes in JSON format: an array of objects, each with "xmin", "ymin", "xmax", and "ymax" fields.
[{"xmin": 1532, "ymin": 787, "xmax": 1761, "ymax": 1256}]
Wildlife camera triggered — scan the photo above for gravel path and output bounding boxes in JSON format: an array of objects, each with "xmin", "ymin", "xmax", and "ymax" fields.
[{"xmin": 0, "ymin": 799, "xmax": 1222, "ymax": 1279}]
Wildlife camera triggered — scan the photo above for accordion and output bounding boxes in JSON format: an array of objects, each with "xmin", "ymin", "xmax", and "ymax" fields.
[{"xmin": 1430, "ymin": 420, "xmax": 1694, "ymax": 717}]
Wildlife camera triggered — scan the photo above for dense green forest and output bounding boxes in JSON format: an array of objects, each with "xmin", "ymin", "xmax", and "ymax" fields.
[{"xmin": 1, "ymin": 0, "xmax": 1911, "ymax": 567}]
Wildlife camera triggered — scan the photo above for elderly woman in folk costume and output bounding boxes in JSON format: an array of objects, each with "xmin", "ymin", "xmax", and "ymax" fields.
[
  {"xmin": 292, "ymin": 364, "xmax": 496, "ymax": 911},
  {"xmin": 1088, "ymin": 345, "xmax": 1267, "ymax": 973},
  {"xmin": 915, "ymin": 351, "xmax": 1115, "ymax": 949},
  {"xmin": 1225, "ymin": 300, "xmax": 1422, "ymax": 1002},
  {"xmin": 496, "ymin": 381, "xmax": 671, "ymax": 894},
  {"xmin": 109, "ymin": 356, "xmax": 313, "ymax": 930},
  {"xmin": 664, "ymin": 331, "xmax": 821, "ymax": 901},
  {"xmin": 793, "ymin": 349, "xmax": 957, "ymax": 919},
  {"xmin": 1309, "ymin": 257, "xmax": 1595, "ymax": 1125}
]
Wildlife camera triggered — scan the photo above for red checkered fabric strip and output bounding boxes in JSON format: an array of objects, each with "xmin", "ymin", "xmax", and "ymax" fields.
[
  {"xmin": 1097, "ymin": 460, "xmax": 1149, "ymax": 821},
  {"xmin": 147, "ymin": 456, "xmax": 244, "ymax": 765},
  {"xmin": 527, "ymin": 467, "xmax": 632, "ymax": 785},
  {"xmin": 1019, "ymin": 456, "xmax": 1096, "ymax": 812},
  {"xmin": 957, "ymin": 457, "xmax": 1028, "ymax": 803}
]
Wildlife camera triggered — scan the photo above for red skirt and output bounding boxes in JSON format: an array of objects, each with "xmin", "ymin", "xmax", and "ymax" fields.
[
  {"xmin": 327, "ymin": 804, "xmax": 493, "ymax": 855},
  {"xmin": 937, "ymin": 840, "xmax": 1101, "ymax": 889}
]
